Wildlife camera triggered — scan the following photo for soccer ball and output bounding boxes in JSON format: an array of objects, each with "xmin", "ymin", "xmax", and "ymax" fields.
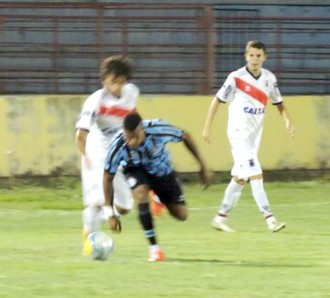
[{"xmin": 87, "ymin": 231, "xmax": 114, "ymax": 261}]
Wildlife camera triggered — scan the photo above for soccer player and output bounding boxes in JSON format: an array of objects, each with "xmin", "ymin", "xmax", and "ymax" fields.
[
  {"xmin": 103, "ymin": 112, "xmax": 211, "ymax": 261},
  {"xmin": 75, "ymin": 55, "xmax": 138, "ymax": 254},
  {"xmin": 202, "ymin": 40, "xmax": 295, "ymax": 233}
]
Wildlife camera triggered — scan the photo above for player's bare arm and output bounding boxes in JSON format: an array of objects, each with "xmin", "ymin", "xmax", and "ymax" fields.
[
  {"xmin": 202, "ymin": 97, "xmax": 221, "ymax": 143},
  {"xmin": 75, "ymin": 128, "xmax": 89, "ymax": 155},
  {"xmin": 75, "ymin": 128, "xmax": 92, "ymax": 169},
  {"xmin": 103, "ymin": 171, "xmax": 122, "ymax": 232},
  {"xmin": 276, "ymin": 102, "xmax": 295, "ymax": 137},
  {"xmin": 182, "ymin": 131, "xmax": 211, "ymax": 189}
]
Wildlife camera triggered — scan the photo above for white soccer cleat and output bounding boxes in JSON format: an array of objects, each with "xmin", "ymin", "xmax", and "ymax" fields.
[
  {"xmin": 212, "ymin": 218, "xmax": 235, "ymax": 232},
  {"xmin": 268, "ymin": 221, "xmax": 286, "ymax": 233}
]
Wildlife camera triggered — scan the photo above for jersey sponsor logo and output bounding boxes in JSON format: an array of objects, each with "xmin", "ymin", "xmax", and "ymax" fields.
[
  {"xmin": 234, "ymin": 77, "xmax": 268, "ymax": 106},
  {"xmin": 248, "ymin": 159, "xmax": 255, "ymax": 167},
  {"xmin": 243, "ymin": 106, "xmax": 265, "ymax": 115},
  {"xmin": 98, "ymin": 105, "xmax": 134, "ymax": 118}
]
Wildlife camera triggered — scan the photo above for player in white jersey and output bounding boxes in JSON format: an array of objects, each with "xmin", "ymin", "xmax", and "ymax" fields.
[
  {"xmin": 202, "ymin": 40, "xmax": 295, "ymax": 233},
  {"xmin": 75, "ymin": 55, "xmax": 138, "ymax": 254}
]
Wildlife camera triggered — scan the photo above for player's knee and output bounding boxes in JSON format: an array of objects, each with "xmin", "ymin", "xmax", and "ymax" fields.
[
  {"xmin": 133, "ymin": 185, "xmax": 150, "ymax": 204},
  {"xmin": 249, "ymin": 173, "xmax": 263, "ymax": 181},
  {"xmin": 114, "ymin": 205, "xmax": 130, "ymax": 216},
  {"xmin": 170, "ymin": 205, "xmax": 188, "ymax": 221},
  {"xmin": 177, "ymin": 212, "xmax": 188, "ymax": 221},
  {"xmin": 233, "ymin": 176, "xmax": 247, "ymax": 185}
]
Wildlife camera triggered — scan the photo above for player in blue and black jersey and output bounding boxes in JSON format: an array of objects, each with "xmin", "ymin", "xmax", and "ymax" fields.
[{"xmin": 102, "ymin": 112, "xmax": 211, "ymax": 261}]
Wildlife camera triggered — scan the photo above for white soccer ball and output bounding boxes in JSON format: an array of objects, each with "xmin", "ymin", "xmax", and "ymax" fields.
[{"xmin": 87, "ymin": 231, "xmax": 114, "ymax": 261}]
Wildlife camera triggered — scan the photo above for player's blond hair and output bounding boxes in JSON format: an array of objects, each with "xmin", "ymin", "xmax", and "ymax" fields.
[{"xmin": 245, "ymin": 40, "xmax": 267, "ymax": 54}]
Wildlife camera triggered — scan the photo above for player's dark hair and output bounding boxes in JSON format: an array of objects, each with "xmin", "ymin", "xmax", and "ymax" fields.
[
  {"xmin": 245, "ymin": 40, "xmax": 267, "ymax": 54},
  {"xmin": 100, "ymin": 55, "xmax": 133, "ymax": 82},
  {"xmin": 123, "ymin": 113, "xmax": 142, "ymax": 132}
]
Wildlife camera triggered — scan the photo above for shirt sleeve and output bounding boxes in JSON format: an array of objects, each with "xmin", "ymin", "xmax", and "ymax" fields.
[
  {"xmin": 75, "ymin": 93, "xmax": 98, "ymax": 130},
  {"xmin": 145, "ymin": 119, "xmax": 183, "ymax": 144},
  {"xmin": 104, "ymin": 134, "xmax": 125, "ymax": 175},
  {"xmin": 215, "ymin": 72, "xmax": 236, "ymax": 103},
  {"xmin": 120, "ymin": 83, "xmax": 140, "ymax": 110},
  {"xmin": 268, "ymin": 73, "xmax": 283, "ymax": 104}
]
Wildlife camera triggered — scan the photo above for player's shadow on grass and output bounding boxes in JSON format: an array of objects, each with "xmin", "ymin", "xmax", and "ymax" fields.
[{"xmin": 166, "ymin": 258, "xmax": 316, "ymax": 268}]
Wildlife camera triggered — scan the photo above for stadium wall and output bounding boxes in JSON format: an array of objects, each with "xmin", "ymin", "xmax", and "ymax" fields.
[{"xmin": 0, "ymin": 95, "xmax": 329, "ymax": 177}]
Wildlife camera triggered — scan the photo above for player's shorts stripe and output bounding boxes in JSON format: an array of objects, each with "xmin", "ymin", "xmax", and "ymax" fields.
[
  {"xmin": 98, "ymin": 105, "xmax": 135, "ymax": 117},
  {"xmin": 234, "ymin": 77, "xmax": 268, "ymax": 106}
]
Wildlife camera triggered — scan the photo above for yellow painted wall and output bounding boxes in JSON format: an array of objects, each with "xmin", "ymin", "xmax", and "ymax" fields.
[{"xmin": 0, "ymin": 95, "xmax": 329, "ymax": 177}]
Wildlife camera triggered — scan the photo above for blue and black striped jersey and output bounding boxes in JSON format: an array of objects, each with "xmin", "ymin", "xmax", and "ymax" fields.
[{"xmin": 104, "ymin": 119, "xmax": 183, "ymax": 177}]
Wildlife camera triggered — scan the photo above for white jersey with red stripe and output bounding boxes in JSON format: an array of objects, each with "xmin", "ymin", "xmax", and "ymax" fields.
[
  {"xmin": 75, "ymin": 83, "xmax": 138, "ymax": 206},
  {"xmin": 216, "ymin": 66, "xmax": 283, "ymax": 140},
  {"xmin": 76, "ymin": 83, "xmax": 138, "ymax": 138}
]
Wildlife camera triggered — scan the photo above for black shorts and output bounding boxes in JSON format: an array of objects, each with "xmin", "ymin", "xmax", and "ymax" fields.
[{"xmin": 124, "ymin": 167, "xmax": 185, "ymax": 206}]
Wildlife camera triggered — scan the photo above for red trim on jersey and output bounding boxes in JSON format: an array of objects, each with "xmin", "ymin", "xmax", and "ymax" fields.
[
  {"xmin": 234, "ymin": 77, "xmax": 268, "ymax": 106},
  {"xmin": 98, "ymin": 105, "xmax": 135, "ymax": 117}
]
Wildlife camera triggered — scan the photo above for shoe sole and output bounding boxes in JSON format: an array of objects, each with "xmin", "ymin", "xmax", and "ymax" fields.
[
  {"xmin": 271, "ymin": 223, "xmax": 286, "ymax": 233},
  {"xmin": 212, "ymin": 221, "xmax": 235, "ymax": 232}
]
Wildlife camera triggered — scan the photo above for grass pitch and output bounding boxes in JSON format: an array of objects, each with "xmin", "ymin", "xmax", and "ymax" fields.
[{"xmin": 0, "ymin": 180, "xmax": 329, "ymax": 298}]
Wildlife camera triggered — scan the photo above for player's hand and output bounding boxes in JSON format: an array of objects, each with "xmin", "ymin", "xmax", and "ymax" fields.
[
  {"xmin": 108, "ymin": 216, "xmax": 122, "ymax": 233},
  {"xmin": 200, "ymin": 166, "xmax": 212, "ymax": 189},
  {"xmin": 286, "ymin": 121, "xmax": 295, "ymax": 137},
  {"xmin": 202, "ymin": 128, "xmax": 212, "ymax": 143}
]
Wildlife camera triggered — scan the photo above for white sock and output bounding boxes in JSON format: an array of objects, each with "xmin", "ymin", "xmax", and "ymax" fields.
[
  {"xmin": 265, "ymin": 215, "xmax": 277, "ymax": 226},
  {"xmin": 82, "ymin": 206, "xmax": 101, "ymax": 234},
  {"xmin": 250, "ymin": 179, "xmax": 273, "ymax": 219},
  {"xmin": 216, "ymin": 179, "xmax": 244, "ymax": 221},
  {"xmin": 149, "ymin": 244, "xmax": 160, "ymax": 252}
]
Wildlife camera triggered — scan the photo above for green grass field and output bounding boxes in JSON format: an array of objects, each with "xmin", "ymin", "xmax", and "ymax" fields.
[{"xmin": 0, "ymin": 180, "xmax": 329, "ymax": 298}]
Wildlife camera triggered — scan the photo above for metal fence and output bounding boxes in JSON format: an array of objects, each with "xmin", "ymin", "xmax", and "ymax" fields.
[
  {"xmin": 214, "ymin": 9, "xmax": 330, "ymax": 94},
  {"xmin": 0, "ymin": 2, "xmax": 329, "ymax": 95}
]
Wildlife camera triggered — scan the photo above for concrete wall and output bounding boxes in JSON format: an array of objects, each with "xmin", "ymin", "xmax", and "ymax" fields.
[{"xmin": 0, "ymin": 95, "xmax": 329, "ymax": 177}]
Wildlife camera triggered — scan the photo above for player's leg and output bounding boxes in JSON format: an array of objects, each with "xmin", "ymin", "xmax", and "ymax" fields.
[
  {"xmin": 248, "ymin": 135, "xmax": 285, "ymax": 232},
  {"xmin": 149, "ymin": 190, "xmax": 166, "ymax": 217},
  {"xmin": 81, "ymin": 134, "xmax": 107, "ymax": 254},
  {"xmin": 212, "ymin": 176, "xmax": 245, "ymax": 232},
  {"xmin": 125, "ymin": 167, "xmax": 164, "ymax": 261},
  {"xmin": 212, "ymin": 138, "xmax": 248, "ymax": 232},
  {"xmin": 81, "ymin": 165, "xmax": 104, "ymax": 255},
  {"xmin": 249, "ymin": 174, "xmax": 285, "ymax": 232},
  {"xmin": 112, "ymin": 165, "xmax": 134, "ymax": 216},
  {"xmin": 151, "ymin": 171, "xmax": 187, "ymax": 221},
  {"xmin": 81, "ymin": 161, "xmax": 103, "ymax": 237}
]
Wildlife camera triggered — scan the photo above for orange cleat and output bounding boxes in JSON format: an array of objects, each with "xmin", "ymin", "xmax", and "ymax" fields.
[
  {"xmin": 149, "ymin": 190, "xmax": 166, "ymax": 217},
  {"xmin": 148, "ymin": 249, "xmax": 165, "ymax": 262}
]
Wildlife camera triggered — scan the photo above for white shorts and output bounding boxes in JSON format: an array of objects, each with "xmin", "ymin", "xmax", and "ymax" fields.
[
  {"xmin": 229, "ymin": 137, "xmax": 262, "ymax": 180},
  {"xmin": 81, "ymin": 130, "xmax": 134, "ymax": 210}
]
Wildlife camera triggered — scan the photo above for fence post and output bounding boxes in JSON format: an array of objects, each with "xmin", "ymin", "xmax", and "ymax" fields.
[{"xmin": 204, "ymin": 5, "xmax": 215, "ymax": 95}]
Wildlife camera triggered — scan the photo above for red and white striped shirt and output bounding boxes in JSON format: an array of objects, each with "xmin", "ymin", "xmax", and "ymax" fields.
[
  {"xmin": 76, "ymin": 83, "xmax": 138, "ymax": 136},
  {"xmin": 216, "ymin": 66, "xmax": 283, "ymax": 139}
]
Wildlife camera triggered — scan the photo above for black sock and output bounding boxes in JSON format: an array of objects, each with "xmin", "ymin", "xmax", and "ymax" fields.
[{"xmin": 138, "ymin": 203, "xmax": 157, "ymax": 245}]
